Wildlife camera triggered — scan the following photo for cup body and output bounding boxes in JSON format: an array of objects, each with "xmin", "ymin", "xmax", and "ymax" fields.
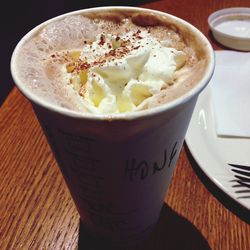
[
  {"xmin": 11, "ymin": 6, "xmax": 214, "ymax": 247},
  {"xmin": 33, "ymin": 96, "xmax": 195, "ymax": 245}
]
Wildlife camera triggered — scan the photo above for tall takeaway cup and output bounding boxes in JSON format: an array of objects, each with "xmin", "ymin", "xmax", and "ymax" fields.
[{"xmin": 11, "ymin": 6, "xmax": 214, "ymax": 248}]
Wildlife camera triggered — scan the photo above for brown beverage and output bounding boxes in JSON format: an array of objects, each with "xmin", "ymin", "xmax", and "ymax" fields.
[{"xmin": 12, "ymin": 8, "xmax": 210, "ymax": 115}]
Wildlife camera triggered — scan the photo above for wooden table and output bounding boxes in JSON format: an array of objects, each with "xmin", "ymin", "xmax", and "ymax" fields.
[{"xmin": 1, "ymin": 1, "xmax": 249, "ymax": 249}]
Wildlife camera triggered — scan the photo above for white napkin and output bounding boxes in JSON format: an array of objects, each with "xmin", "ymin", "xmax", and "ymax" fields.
[{"xmin": 211, "ymin": 51, "xmax": 250, "ymax": 138}]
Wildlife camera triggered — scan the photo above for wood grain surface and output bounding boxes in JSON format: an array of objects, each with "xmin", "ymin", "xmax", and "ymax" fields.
[{"xmin": 1, "ymin": 0, "xmax": 250, "ymax": 249}]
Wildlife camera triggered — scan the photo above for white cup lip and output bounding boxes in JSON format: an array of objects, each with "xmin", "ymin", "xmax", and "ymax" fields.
[{"xmin": 11, "ymin": 6, "xmax": 215, "ymax": 121}]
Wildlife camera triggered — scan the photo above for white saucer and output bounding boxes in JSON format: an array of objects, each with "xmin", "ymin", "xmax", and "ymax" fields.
[{"xmin": 185, "ymin": 86, "xmax": 250, "ymax": 210}]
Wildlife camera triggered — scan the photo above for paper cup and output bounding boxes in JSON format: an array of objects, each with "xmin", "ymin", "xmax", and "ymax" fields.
[{"xmin": 11, "ymin": 6, "xmax": 214, "ymax": 248}]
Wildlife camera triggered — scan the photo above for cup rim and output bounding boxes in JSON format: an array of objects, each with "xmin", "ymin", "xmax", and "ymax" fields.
[{"xmin": 11, "ymin": 6, "xmax": 215, "ymax": 121}]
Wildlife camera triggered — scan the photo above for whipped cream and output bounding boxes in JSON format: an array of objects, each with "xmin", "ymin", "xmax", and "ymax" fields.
[{"xmin": 65, "ymin": 30, "xmax": 186, "ymax": 113}]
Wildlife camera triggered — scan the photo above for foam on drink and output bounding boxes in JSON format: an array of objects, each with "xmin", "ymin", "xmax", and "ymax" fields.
[{"xmin": 12, "ymin": 9, "xmax": 209, "ymax": 114}]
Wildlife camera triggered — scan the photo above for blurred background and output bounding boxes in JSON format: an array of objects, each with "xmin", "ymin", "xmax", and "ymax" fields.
[{"xmin": 0, "ymin": 0, "xmax": 153, "ymax": 105}]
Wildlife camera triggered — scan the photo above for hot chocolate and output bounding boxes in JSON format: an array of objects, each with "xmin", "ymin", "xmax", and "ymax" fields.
[
  {"xmin": 10, "ymin": 7, "xmax": 214, "ymax": 246},
  {"xmin": 12, "ymin": 8, "xmax": 209, "ymax": 114}
]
